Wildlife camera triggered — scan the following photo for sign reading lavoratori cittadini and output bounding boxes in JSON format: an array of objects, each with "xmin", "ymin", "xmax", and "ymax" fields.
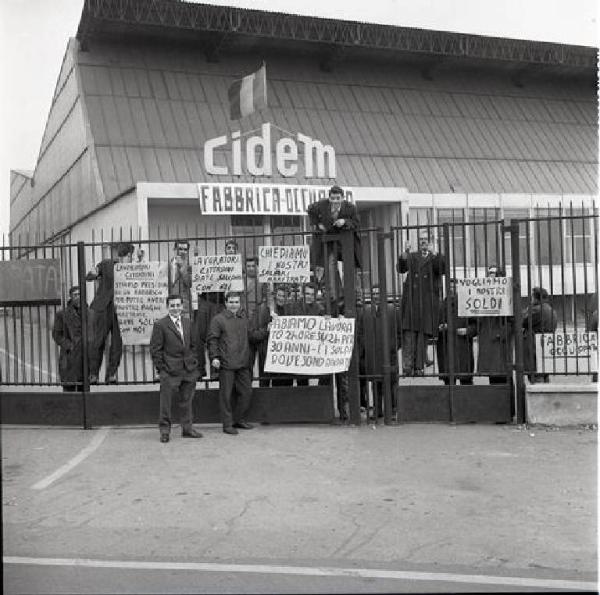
[
  {"xmin": 536, "ymin": 331, "xmax": 598, "ymax": 374},
  {"xmin": 456, "ymin": 277, "xmax": 513, "ymax": 317},
  {"xmin": 258, "ymin": 245, "xmax": 310, "ymax": 284},
  {"xmin": 191, "ymin": 254, "xmax": 244, "ymax": 293},
  {"xmin": 114, "ymin": 262, "xmax": 168, "ymax": 345},
  {"xmin": 265, "ymin": 316, "xmax": 355, "ymax": 375}
]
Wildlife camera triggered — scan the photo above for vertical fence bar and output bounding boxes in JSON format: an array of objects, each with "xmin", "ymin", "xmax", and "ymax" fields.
[
  {"xmin": 77, "ymin": 242, "xmax": 91, "ymax": 429},
  {"xmin": 377, "ymin": 231, "xmax": 393, "ymax": 425},
  {"xmin": 442, "ymin": 224, "xmax": 454, "ymax": 420},
  {"xmin": 510, "ymin": 222, "xmax": 525, "ymax": 424}
]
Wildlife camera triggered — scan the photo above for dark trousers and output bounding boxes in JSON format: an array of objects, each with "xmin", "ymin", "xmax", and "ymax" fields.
[
  {"xmin": 319, "ymin": 373, "xmax": 348, "ymax": 419},
  {"xmin": 402, "ymin": 330, "xmax": 430, "ymax": 374},
  {"xmin": 219, "ymin": 368, "xmax": 252, "ymax": 428},
  {"xmin": 88, "ymin": 304, "xmax": 122, "ymax": 379},
  {"xmin": 257, "ymin": 342, "xmax": 270, "ymax": 387},
  {"xmin": 158, "ymin": 373, "xmax": 196, "ymax": 434}
]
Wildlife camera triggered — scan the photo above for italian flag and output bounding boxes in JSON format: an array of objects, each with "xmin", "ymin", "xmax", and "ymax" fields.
[{"xmin": 228, "ymin": 63, "xmax": 267, "ymax": 120}]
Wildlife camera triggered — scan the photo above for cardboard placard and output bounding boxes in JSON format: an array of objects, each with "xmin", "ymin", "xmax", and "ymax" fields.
[
  {"xmin": 113, "ymin": 262, "xmax": 168, "ymax": 345},
  {"xmin": 191, "ymin": 254, "xmax": 244, "ymax": 294},
  {"xmin": 457, "ymin": 277, "xmax": 513, "ymax": 317},
  {"xmin": 265, "ymin": 316, "xmax": 355, "ymax": 375},
  {"xmin": 536, "ymin": 331, "xmax": 598, "ymax": 374},
  {"xmin": 0, "ymin": 259, "xmax": 62, "ymax": 305},
  {"xmin": 258, "ymin": 245, "xmax": 310, "ymax": 284}
]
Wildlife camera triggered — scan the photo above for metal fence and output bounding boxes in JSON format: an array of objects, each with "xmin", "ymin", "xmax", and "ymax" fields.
[{"xmin": 1, "ymin": 211, "xmax": 598, "ymax": 400}]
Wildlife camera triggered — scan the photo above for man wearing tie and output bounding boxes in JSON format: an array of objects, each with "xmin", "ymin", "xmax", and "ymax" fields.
[{"xmin": 150, "ymin": 294, "xmax": 203, "ymax": 443}]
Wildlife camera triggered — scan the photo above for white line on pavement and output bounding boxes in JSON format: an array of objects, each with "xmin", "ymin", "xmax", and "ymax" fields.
[
  {"xmin": 0, "ymin": 347, "xmax": 58, "ymax": 382},
  {"xmin": 2, "ymin": 556, "xmax": 596, "ymax": 591},
  {"xmin": 30, "ymin": 428, "xmax": 110, "ymax": 490}
]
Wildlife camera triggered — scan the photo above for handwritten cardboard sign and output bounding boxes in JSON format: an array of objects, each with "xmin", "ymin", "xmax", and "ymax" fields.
[
  {"xmin": 265, "ymin": 315, "xmax": 355, "ymax": 375},
  {"xmin": 536, "ymin": 331, "xmax": 598, "ymax": 374},
  {"xmin": 258, "ymin": 245, "xmax": 310, "ymax": 284},
  {"xmin": 191, "ymin": 254, "xmax": 244, "ymax": 294},
  {"xmin": 114, "ymin": 262, "xmax": 168, "ymax": 345},
  {"xmin": 457, "ymin": 277, "xmax": 513, "ymax": 317}
]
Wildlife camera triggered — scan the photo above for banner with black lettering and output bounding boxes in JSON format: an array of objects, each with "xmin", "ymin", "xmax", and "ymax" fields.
[
  {"xmin": 536, "ymin": 331, "xmax": 598, "ymax": 374},
  {"xmin": 114, "ymin": 262, "xmax": 168, "ymax": 345},
  {"xmin": 456, "ymin": 277, "xmax": 513, "ymax": 317},
  {"xmin": 191, "ymin": 254, "xmax": 244, "ymax": 294},
  {"xmin": 264, "ymin": 315, "xmax": 355, "ymax": 374},
  {"xmin": 258, "ymin": 245, "xmax": 310, "ymax": 284}
]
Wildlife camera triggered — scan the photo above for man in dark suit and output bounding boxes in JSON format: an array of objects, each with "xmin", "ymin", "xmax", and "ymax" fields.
[
  {"xmin": 396, "ymin": 234, "xmax": 445, "ymax": 376},
  {"xmin": 150, "ymin": 294, "xmax": 203, "ymax": 443},
  {"xmin": 307, "ymin": 185, "xmax": 361, "ymax": 309}
]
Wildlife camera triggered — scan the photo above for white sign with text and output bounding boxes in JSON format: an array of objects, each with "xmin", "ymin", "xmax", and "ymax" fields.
[
  {"xmin": 191, "ymin": 254, "xmax": 244, "ymax": 294},
  {"xmin": 536, "ymin": 331, "xmax": 598, "ymax": 374},
  {"xmin": 258, "ymin": 245, "xmax": 311, "ymax": 284},
  {"xmin": 457, "ymin": 277, "xmax": 513, "ymax": 317}
]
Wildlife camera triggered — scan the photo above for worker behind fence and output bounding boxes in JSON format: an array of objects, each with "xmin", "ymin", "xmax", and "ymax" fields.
[
  {"xmin": 522, "ymin": 287, "xmax": 557, "ymax": 384},
  {"xmin": 477, "ymin": 266, "xmax": 513, "ymax": 385},
  {"xmin": 168, "ymin": 240, "xmax": 193, "ymax": 319},
  {"xmin": 397, "ymin": 234, "xmax": 444, "ymax": 376},
  {"xmin": 437, "ymin": 278, "xmax": 477, "ymax": 385},
  {"xmin": 86, "ymin": 242, "xmax": 134, "ymax": 384},
  {"xmin": 52, "ymin": 286, "xmax": 85, "ymax": 392},
  {"xmin": 150, "ymin": 294, "xmax": 203, "ymax": 443},
  {"xmin": 244, "ymin": 256, "xmax": 268, "ymax": 380},
  {"xmin": 208, "ymin": 291, "xmax": 254, "ymax": 435},
  {"xmin": 307, "ymin": 185, "xmax": 361, "ymax": 312}
]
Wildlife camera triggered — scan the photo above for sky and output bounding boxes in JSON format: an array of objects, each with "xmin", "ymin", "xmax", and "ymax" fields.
[{"xmin": 1, "ymin": 0, "xmax": 598, "ymax": 240}]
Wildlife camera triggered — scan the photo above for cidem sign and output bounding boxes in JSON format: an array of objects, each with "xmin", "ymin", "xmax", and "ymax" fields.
[{"xmin": 204, "ymin": 123, "xmax": 336, "ymax": 178}]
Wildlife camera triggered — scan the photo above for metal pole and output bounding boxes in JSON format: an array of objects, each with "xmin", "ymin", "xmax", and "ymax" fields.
[
  {"xmin": 377, "ymin": 231, "xmax": 393, "ymax": 425},
  {"xmin": 77, "ymin": 241, "xmax": 91, "ymax": 429},
  {"xmin": 442, "ymin": 223, "xmax": 454, "ymax": 421},
  {"xmin": 341, "ymin": 231, "xmax": 360, "ymax": 426},
  {"xmin": 509, "ymin": 222, "xmax": 526, "ymax": 424}
]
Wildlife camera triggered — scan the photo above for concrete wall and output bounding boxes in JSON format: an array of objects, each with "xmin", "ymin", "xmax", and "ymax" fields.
[{"xmin": 526, "ymin": 383, "xmax": 598, "ymax": 426}]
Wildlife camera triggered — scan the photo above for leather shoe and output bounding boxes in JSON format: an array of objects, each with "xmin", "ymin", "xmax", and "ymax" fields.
[
  {"xmin": 182, "ymin": 429, "xmax": 203, "ymax": 438},
  {"xmin": 223, "ymin": 426, "xmax": 239, "ymax": 435},
  {"xmin": 232, "ymin": 422, "xmax": 253, "ymax": 430},
  {"xmin": 160, "ymin": 434, "xmax": 170, "ymax": 443}
]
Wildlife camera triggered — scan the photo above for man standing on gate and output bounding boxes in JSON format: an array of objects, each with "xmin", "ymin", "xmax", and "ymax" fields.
[
  {"xmin": 208, "ymin": 291, "xmax": 254, "ymax": 435},
  {"xmin": 397, "ymin": 234, "xmax": 444, "ymax": 376},
  {"xmin": 307, "ymin": 185, "xmax": 361, "ymax": 312},
  {"xmin": 86, "ymin": 242, "xmax": 134, "ymax": 384},
  {"xmin": 150, "ymin": 294, "xmax": 203, "ymax": 443}
]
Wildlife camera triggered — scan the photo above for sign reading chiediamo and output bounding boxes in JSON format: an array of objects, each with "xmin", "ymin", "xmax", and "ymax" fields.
[
  {"xmin": 536, "ymin": 331, "xmax": 598, "ymax": 374},
  {"xmin": 0, "ymin": 259, "xmax": 62, "ymax": 305},
  {"xmin": 114, "ymin": 262, "xmax": 168, "ymax": 345},
  {"xmin": 265, "ymin": 316, "xmax": 355, "ymax": 375},
  {"xmin": 191, "ymin": 254, "xmax": 244, "ymax": 293},
  {"xmin": 197, "ymin": 183, "xmax": 354, "ymax": 215},
  {"xmin": 456, "ymin": 277, "xmax": 513, "ymax": 317},
  {"xmin": 258, "ymin": 245, "xmax": 310, "ymax": 284}
]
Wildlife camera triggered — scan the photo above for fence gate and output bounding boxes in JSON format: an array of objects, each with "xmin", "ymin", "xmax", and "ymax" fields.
[{"xmin": 376, "ymin": 221, "xmax": 515, "ymax": 423}]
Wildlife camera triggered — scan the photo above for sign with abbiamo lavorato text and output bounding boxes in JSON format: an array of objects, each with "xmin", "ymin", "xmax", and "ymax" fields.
[
  {"xmin": 265, "ymin": 316, "xmax": 355, "ymax": 375},
  {"xmin": 114, "ymin": 262, "xmax": 168, "ymax": 345},
  {"xmin": 456, "ymin": 277, "xmax": 513, "ymax": 317},
  {"xmin": 197, "ymin": 183, "xmax": 354, "ymax": 215}
]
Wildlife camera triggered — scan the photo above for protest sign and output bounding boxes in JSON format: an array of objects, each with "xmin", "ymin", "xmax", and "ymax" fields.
[
  {"xmin": 191, "ymin": 254, "xmax": 244, "ymax": 294},
  {"xmin": 258, "ymin": 245, "xmax": 310, "ymax": 284},
  {"xmin": 114, "ymin": 262, "xmax": 168, "ymax": 345},
  {"xmin": 456, "ymin": 277, "xmax": 513, "ymax": 317},
  {"xmin": 265, "ymin": 315, "xmax": 355, "ymax": 375},
  {"xmin": 536, "ymin": 331, "xmax": 598, "ymax": 374}
]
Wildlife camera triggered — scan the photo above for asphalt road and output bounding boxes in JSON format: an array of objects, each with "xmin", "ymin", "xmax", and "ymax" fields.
[{"xmin": 2, "ymin": 423, "xmax": 597, "ymax": 594}]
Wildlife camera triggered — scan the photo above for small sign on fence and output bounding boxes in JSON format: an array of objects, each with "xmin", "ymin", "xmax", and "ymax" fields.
[
  {"xmin": 258, "ymin": 245, "xmax": 310, "ymax": 284},
  {"xmin": 114, "ymin": 262, "xmax": 168, "ymax": 345},
  {"xmin": 456, "ymin": 277, "xmax": 513, "ymax": 317},
  {"xmin": 191, "ymin": 254, "xmax": 244, "ymax": 294},
  {"xmin": 536, "ymin": 331, "xmax": 598, "ymax": 374},
  {"xmin": 265, "ymin": 315, "xmax": 355, "ymax": 375}
]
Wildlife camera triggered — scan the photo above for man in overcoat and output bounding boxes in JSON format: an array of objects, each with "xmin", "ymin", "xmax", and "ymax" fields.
[
  {"xmin": 150, "ymin": 294, "xmax": 203, "ymax": 443},
  {"xmin": 396, "ymin": 235, "xmax": 445, "ymax": 375},
  {"xmin": 437, "ymin": 279, "xmax": 477, "ymax": 384},
  {"xmin": 52, "ymin": 286, "xmax": 85, "ymax": 391},
  {"xmin": 307, "ymin": 185, "xmax": 361, "ymax": 307}
]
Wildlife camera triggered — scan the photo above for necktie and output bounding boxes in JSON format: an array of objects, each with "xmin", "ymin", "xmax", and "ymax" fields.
[
  {"xmin": 175, "ymin": 317, "xmax": 184, "ymax": 340},
  {"xmin": 331, "ymin": 204, "xmax": 340, "ymax": 220}
]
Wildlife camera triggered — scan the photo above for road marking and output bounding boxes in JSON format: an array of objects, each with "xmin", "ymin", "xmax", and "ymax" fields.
[
  {"xmin": 0, "ymin": 348, "xmax": 58, "ymax": 382},
  {"xmin": 30, "ymin": 429, "xmax": 110, "ymax": 490},
  {"xmin": 2, "ymin": 556, "xmax": 596, "ymax": 590}
]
